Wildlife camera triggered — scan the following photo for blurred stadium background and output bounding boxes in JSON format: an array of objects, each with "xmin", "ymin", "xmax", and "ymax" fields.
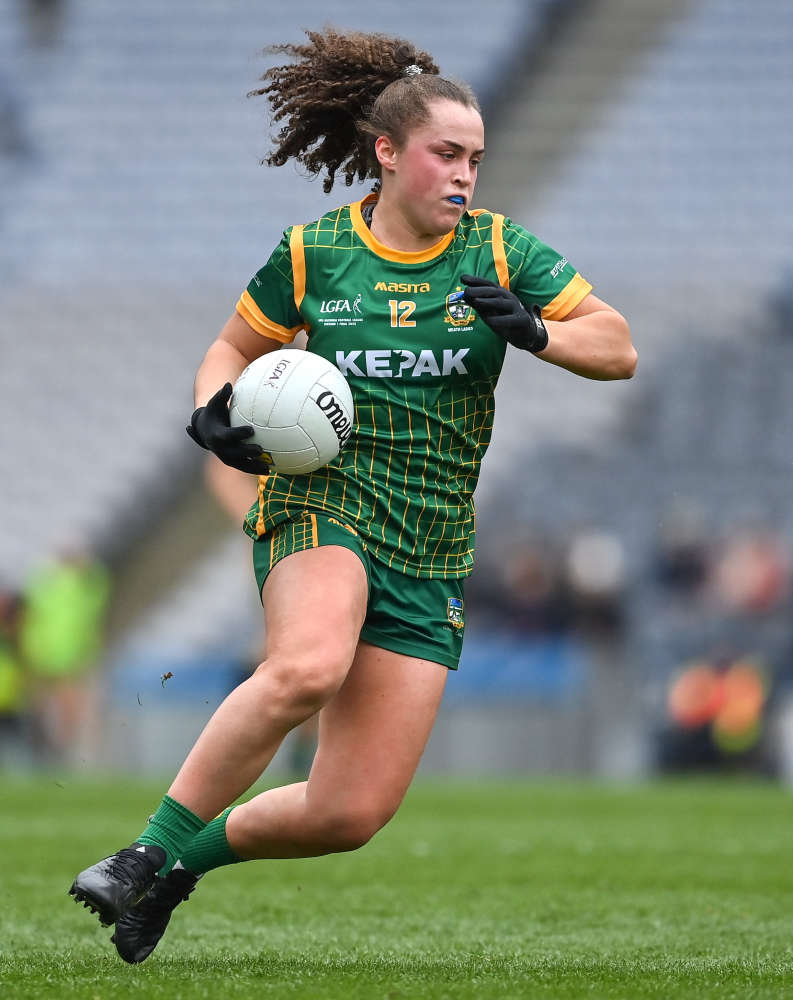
[{"xmin": 2, "ymin": 0, "xmax": 793, "ymax": 781}]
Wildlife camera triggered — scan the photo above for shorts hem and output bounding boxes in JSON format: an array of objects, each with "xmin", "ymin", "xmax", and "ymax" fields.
[
  {"xmin": 252, "ymin": 514, "xmax": 370, "ymax": 597},
  {"xmin": 358, "ymin": 628, "xmax": 460, "ymax": 671}
]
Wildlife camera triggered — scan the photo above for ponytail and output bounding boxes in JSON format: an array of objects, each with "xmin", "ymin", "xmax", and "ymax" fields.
[{"xmin": 249, "ymin": 28, "xmax": 479, "ymax": 193}]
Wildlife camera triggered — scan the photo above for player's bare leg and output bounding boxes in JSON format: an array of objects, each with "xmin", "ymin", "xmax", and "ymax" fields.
[
  {"xmin": 70, "ymin": 544, "xmax": 367, "ymax": 927},
  {"xmin": 111, "ymin": 642, "xmax": 447, "ymax": 962},
  {"xmin": 166, "ymin": 544, "xmax": 368, "ymax": 819},
  {"xmin": 226, "ymin": 640, "xmax": 448, "ymax": 858}
]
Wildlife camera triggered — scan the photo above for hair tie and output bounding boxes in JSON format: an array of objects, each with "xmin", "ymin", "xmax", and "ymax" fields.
[{"xmin": 403, "ymin": 64, "xmax": 423, "ymax": 77}]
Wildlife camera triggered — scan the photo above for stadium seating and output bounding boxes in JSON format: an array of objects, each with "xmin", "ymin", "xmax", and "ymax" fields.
[{"xmin": 484, "ymin": 0, "xmax": 793, "ymax": 497}]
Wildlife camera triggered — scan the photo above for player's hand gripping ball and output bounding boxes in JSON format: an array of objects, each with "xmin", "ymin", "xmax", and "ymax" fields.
[
  {"xmin": 227, "ymin": 350, "xmax": 355, "ymax": 475},
  {"xmin": 187, "ymin": 382, "xmax": 272, "ymax": 475}
]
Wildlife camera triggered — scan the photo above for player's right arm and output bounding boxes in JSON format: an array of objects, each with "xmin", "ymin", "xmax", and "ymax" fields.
[
  {"xmin": 187, "ymin": 228, "xmax": 307, "ymax": 472},
  {"xmin": 193, "ymin": 311, "xmax": 282, "ymax": 408},
  {"xmin": 195, "ymin": 225, "xmax": 307, "ymax": 406}
]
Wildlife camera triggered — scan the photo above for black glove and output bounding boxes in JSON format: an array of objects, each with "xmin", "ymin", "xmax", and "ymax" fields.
[
  {"xmin": 186, "ymin": 382, "xmax": 271, "ymax": 474},
  {"xmin": 461, "ymin": 274, "xmax": 549, "ymax": 353}
]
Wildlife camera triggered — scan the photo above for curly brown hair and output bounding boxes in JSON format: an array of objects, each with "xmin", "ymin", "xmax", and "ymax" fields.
[{"xmin": 249, "ymin": 27, "xmax": 480, "ymax": 193}]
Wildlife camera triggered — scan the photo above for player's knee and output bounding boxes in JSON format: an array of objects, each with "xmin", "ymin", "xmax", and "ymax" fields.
[
  {"xmin": 320, "ymin": 801, "xmax": 397, "ymax": 853},
  {"xmin": 253, "ymin": 649, "xmax": 349, "ymax": 716}
]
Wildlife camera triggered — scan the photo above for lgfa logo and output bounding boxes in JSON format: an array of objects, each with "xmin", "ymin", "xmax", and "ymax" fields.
[
  {"xmin": 320, "ymin": 296, "xmax": 363, "ymax": 314},
  {"xmin": 317, "ymin": 293, "xmax": 364, "ymax": 327}
]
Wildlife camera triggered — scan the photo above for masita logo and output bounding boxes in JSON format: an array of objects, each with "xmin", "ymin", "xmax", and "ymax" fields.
[
  {"xmin": 374, "ymin": 281, "xmax": 431, "ymax": 294},
  {"xmin": 335, "ymin": 348, "xmax": 469, "ymax": 379}
]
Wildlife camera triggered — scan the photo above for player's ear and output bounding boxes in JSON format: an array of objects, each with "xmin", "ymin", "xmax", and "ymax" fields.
[{"xmin": 374, "ymin": 134, "xmax": 398, "ymax": 174}]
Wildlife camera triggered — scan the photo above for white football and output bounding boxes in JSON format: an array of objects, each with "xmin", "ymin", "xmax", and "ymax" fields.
[{"xmin": 229, "ymin": 349, "xmax": 354, "ymax": 475}]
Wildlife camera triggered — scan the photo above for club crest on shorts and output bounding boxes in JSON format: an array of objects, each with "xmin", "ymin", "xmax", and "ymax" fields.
[
  {"xmin": 446, "ymin": 597, "xmax": 465, "ymax": 630},
  {"xmin": 444, "ymin": 288, "xmax": 474, "ymax": 327}
]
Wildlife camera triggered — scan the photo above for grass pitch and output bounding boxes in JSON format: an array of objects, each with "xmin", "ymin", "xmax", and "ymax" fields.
[{"xmin": 1, "ymin": 776, "xmax": 792, "ymax": 999}]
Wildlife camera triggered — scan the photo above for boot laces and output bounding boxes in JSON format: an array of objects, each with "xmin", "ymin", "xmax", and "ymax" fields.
[{"xmin": 107, "ymin": 848, "xmax": 155, "ymax": 887}]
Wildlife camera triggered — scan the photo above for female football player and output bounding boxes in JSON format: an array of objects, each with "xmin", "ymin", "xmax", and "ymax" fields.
[{"xmin": 70, "ymin": 27, "xmax": 635, "ymax": 962}]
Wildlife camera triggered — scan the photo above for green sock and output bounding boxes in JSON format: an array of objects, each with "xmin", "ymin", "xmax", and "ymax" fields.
[
  {"xmin": 137, "ymin": 795, "xmax": 207, "ymax": 875},
  {"xmin": 178, "ymin": 808, "xmax": 242, "ymax": 875}
]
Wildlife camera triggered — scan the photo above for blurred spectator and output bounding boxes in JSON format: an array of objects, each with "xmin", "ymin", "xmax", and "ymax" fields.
[
  {"xmin": 658, "ymin": 652, "xmax": 774, "ymax": 774},
  {"xmin": 471, "ymin": 528, "xmax": 628, "ymax": 639},
  {"xmin": 563, "ymin": 528, "xmax": 627, "ymax": 637},
  {"xmin": 0, "ymin": 585, "xmax": 28, "ymax": 767},
  {"xmin": 20, "ymin": 547, "xmax": 111, "ymax": 765},
  {"xmin": 655, "ymin": 500, "xmax": 710, "ymax": 595},
  {"xmin": 711, "ymin": 530, "xmax": 789, "ymax": 616},
  {"xmin": 490, "ymin": 536, "xmax": 574, "ymax": 635}
]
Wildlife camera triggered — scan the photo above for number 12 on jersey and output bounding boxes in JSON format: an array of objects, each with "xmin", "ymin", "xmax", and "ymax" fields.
[{"xmin": 388, "ymin": 299, "xmax": 416, "ymax": 328}]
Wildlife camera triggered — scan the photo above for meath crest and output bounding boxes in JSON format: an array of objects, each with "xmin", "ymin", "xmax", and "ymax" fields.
[
  {"xmin": 445, "ymin": 288, "xmax": 474, "ymax": 327},
  {"xmin": 446, "ymin": 597, "xmax": 465, "ymax": 630}
]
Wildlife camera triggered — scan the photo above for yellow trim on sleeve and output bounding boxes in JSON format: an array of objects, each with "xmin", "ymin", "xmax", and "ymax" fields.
[
  {"xmin": 236, "ymin": 290, "xmax": 306, "ymax": 343},
  {"xmin": 541, "ymin": 273, "xmax": 593, "ymax": 321},
  {"xmin": 310, "ymin": 512, "xmax": 318, "ymax": 549},
  {"xmin": 289, "ymin": 225, "xmax": 306, "ymax": 311},
  {"xmin": 491, "ymin": 213, "xmax": 510, "ymax": 290},
  {"xmin": 350, "ymin": 195, "xmax": 455, "ymax": 263}
]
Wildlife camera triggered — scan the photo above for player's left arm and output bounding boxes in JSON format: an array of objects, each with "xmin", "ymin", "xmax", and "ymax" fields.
[
  {"xmin": 538, "ymin": 292, "xmax": 636, "ymax": 381},
  {"xmin": 462, "ymin": 218, "xmax": 636, "ymax": 381},
  {"xmin": 462, "ymin": 273, "xmax": 636, "ymax": 382}
]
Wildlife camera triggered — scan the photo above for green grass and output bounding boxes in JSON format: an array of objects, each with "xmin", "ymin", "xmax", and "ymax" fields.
[{"xmin": 2, "ymin": 776, "xmax": 793, "ymax": 998}]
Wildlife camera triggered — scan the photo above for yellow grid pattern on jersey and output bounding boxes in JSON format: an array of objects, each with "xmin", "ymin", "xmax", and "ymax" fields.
[{"xmin": 242, "ymin": 203, "xmax": 586, "ymax": 580}]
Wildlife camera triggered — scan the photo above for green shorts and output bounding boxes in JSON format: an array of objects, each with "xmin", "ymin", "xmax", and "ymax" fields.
[{"xmin": 252, "ymin": 512, "xmax": 465, "ymax": 670}]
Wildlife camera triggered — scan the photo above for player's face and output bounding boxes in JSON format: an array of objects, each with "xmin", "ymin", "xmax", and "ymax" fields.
[{"xmin": 387, "ymin": 99, "xmax": 485, "ymax": 238}]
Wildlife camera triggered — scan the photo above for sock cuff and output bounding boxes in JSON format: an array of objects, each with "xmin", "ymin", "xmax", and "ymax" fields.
[
  {"xmin": 137, "ymin": 795, "xmax": 208, "ymax": 876},
  {"xmin": 206, "ymin": 807, "xmax": 241, "ymax": 863},
  {"xmin": 179, "ymin": 806, "xmax": 241, "ymax": 874},
  {"xmin": 162, "ymin": 795, "xmax": 206, "ymax": 830}
]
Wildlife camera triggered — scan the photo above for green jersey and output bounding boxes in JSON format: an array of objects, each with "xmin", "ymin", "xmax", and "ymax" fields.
[{"xmin": 238, "ymin": 194, "xmax": 592, "ymax": 578}]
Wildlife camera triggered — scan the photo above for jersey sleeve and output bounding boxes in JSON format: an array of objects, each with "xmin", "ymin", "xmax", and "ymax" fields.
[
  {"xmin": 235, "ymin": 228, "xmax": 308, "ymax": 343},
  {"xmin": 500, "ymin": 217, "xmax": 593, "ymax": 321}
]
